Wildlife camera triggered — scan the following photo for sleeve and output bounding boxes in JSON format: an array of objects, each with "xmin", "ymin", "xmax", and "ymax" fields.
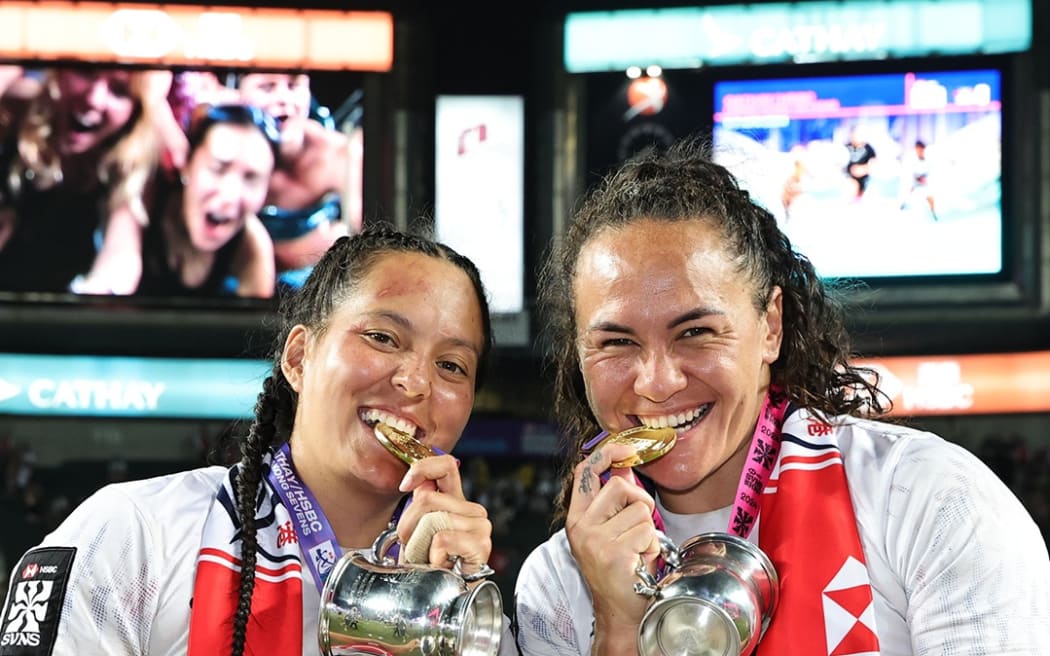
[
  {"xmin": 1, "ymin": 484, "xmax": 161, "ymax": 656},
  {"xmin": 885, "ymin": 438, "xmax": 1050, "ymax": 655},
  {"xmin": 512, "ymin": 532, "xmax": 591, "ymax": 656}
]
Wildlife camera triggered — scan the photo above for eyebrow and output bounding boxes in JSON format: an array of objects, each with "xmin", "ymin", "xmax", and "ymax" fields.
[
  {"xmin": 370, "ymin": 310, "xmax": 481, "ymax": 356},
  {"xmin": 587, "ymin": 307, "xmax": 723, "ymax": 334}
]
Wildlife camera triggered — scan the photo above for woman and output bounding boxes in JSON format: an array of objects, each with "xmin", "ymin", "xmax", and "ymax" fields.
[
  {"xmin": 0, "ymin": 66, "xmax": 163, "ymax": 292},
  {"xmin": 514, "ymin": 138, "xmax": 1050, "ymax": 655},
  {"xmin": 238, "ymin": 72, "xmax": 363, "ymax": 290},
  {"xmin": 2, "ymin": 224, "xmax": 512, "ymax": 655},
  {"xmin": 135, "ymin": 103, "xmax": 278, "ymax": 298}
]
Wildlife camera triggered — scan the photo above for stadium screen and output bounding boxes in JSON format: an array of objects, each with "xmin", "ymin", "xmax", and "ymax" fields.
[{"xmin": 712, "ymin": 66, "xmax": 1004, "ymax": 281}]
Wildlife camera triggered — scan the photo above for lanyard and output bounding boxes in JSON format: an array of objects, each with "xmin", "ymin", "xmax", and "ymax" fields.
[
  {"xmin": 266, "ymin": 443, "xmax": 408, "ymax": 593},
  {"xmin": 266, "ymin": 443, "xmax": 342, "ymax": 592},
  {"xmin": 728, "ymin": 387, "xmax": 788, "ymax": 538}
]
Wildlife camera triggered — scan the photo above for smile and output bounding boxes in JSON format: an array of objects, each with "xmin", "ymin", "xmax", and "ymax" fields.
[
  {"xmin": 636, "ymin": 402, "xmax": 712, "ymax": 433},
  {"xmin": 360, "ymin": 408, "xmax": 421, "ymax": 439}
]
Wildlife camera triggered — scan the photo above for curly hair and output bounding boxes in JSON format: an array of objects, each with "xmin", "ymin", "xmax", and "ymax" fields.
[
  {"xmin": 538, "ymin": 136, "xmax": 888, "ymax": 524},
  {"xmin": 227, "ymin": 222, "xmax": 493, "ymax": 656}
]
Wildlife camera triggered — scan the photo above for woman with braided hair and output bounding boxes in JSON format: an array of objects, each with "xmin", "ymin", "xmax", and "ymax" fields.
[
  {"xmin": 513, "ymin": 137, "xmax": 1049, "ymax": 656},
  {"xmin": 2, "ymin": 223, "xmax": 516, "ymax": 655}
]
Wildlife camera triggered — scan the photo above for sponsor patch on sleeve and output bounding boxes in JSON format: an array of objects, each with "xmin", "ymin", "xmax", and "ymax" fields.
[{"xmin": 1, "ymin": 547, "xmax": 76, "ymax": 655}]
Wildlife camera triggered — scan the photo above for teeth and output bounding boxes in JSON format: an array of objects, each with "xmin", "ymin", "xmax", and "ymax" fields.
[
  {"xmin": 360, "ymin": 409, "xmax": 418, "ymax": 438},
  {"xmin": 72, "ymin": 111, "xmax": 101, "ymax": 129},
  {"xmin": 640, "ymin": 403, "xmax": 710, "ymax": 431}
]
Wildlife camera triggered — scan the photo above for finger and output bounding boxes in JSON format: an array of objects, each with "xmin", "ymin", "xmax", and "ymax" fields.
[
  {"xmin": 397, "ymin": 491, "xmax": 487, "ymax": 543},
  {"xmin": 399, "ymin": 454, "xmax": 464, "ymax": 498},
  {"xmin": 566, "ymin": 443, "xmax": 645, "ymax": 522},
  {"xmin": 426, "ymin": 518, "xmax": 493, "ymax": 570},
  {"xmin": 399, "ymin": 510, "xmax": 454, "ymax": 565}
]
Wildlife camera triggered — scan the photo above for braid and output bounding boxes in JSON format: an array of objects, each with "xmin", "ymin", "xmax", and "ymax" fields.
[
  {"xmin": 230, "ymin": 370, "xmax": 292, "ymax": 656},
  {"xmin": 223, "ymin": 222, "xmax": 494, "ymax": 652}
]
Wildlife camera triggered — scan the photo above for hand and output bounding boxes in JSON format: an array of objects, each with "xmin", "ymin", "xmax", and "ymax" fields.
[
  {"xmin": 566, "ymin": 443, "xmax": 661, "ymax": 652},
  {"xmin": 395, "ymin": 454, "xmax": 493, "ymax": 578}
]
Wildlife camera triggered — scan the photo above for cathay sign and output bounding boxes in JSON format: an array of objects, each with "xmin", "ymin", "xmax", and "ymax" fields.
[
  {"xmin": 26, "ymin": 379, "xmax": 166, "ymax": 412},
  {"xmin": 0, "ymin": 354, "xmax": 268, "ymax": 419}
]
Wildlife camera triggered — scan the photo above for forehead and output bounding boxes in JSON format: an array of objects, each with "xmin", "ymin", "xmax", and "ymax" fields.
[
  {"xmin": 240, "ymin": 73, "xmax": 309, "ymax": 89},
  {"xmin": 342, "ymin": 251, "xmax": 483, "ymax": 340},
  {"xmin": 196, "ymin": 124, "xmax": 273, "ymax": 165},
  {"xmin": 573, "ymin": 219, "xmax": 747, "ymax": 308}
]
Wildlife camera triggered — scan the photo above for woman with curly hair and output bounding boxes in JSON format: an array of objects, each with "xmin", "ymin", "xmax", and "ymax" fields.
[{"xmin": 514, "ymin": 137, "xmax": 1049, "ymax": 656}]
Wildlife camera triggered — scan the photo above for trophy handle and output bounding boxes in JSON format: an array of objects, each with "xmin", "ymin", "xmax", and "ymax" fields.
[
  {"xmin": 369, "ymin": 523, "xmax": 400, "ymax": 566},
  {"xmin": 633, "ymin": 530, "xmax": 681, "ymax": 597}
]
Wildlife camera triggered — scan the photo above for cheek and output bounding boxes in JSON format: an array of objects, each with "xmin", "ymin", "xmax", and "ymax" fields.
[
  {"xmin": 434, "ymin": 386, "xmax": 475, "ymax": 435},
  {"xmin": 107, "ymin": 101, "xmax": 135, "ymax": 131},
  {"xmin": 245, "ymin": 184, "xmax": 270, "ymax": 213}
]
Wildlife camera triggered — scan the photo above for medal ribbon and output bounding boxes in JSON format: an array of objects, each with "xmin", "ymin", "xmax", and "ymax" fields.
[
  {"xmin": 727, "ymin": 386, "xmax": 788, "ymax": 538},
  {"xmin": 266, "ymin": 443, "xmax": 342, "ymax": 593}
]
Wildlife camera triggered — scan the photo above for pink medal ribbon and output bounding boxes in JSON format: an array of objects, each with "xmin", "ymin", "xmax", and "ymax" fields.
[{"xmin": 727, "ymin": 386, "xmax": 788, "ymax": 538}]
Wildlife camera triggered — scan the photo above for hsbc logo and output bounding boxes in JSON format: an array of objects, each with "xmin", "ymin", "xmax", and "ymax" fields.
[{"xmin": 19, "ymin": 563, "xmax": 58, "ymax": 579}]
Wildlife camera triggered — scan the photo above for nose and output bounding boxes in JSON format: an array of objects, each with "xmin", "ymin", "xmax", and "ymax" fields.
[
  {"xmin": 213, "ymin": 173, "xmax": 246, "ymax": 215},
  {"xmin": 633, "ymin": 348, "xmax": 687, "ymax": 403},
  {"xmin": 85, "ymin": 79, "xmax": 110, "ymax": 109},
  {"xmin": 392, "ymin": 354, "xmax": 431, "ymax": 399}
]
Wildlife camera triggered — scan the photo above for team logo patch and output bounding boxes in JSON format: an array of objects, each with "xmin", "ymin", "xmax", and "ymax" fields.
[{"xmin": 1, "ymin": 547, "xmax": 76, "ymax": 655}]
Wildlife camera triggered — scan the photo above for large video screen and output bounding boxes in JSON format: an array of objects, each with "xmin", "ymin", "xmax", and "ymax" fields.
[
  {"xmin": 712, "ymin": 66, "xmax": 1004, "ymax": 280},
  {"xmin": 0, "ymin": 63, "xmax": 365, "ymax": 304}
]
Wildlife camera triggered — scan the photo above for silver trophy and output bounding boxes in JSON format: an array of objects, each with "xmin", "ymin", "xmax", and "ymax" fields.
[
  {"xmin": 634, "ymin": 532, "xmax": 779, "ymax": 656},
  {"xmin": 319, "ymin": 525, "xmax": 504, "ymax": 656}
]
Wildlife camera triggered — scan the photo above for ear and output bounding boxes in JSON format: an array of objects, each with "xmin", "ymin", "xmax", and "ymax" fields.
[
  {"xmin": 762, "ymin": 286, "xmax": 784, "ymax": 365},
  {"xmin": 281, "ymin": 324, "xmax": 309, "ymax": 393}
]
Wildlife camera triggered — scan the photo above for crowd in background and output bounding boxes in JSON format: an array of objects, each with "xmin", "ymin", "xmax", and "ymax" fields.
[{"xmin": 1, "ymin": 423, "xmax": 1047, "ymax": 608}]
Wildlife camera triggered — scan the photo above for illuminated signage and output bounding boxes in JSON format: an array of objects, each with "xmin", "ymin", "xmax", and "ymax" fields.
[
  {"xmin": 0, "ymin": 354, "xmax": 270, "ymax": 418},
  {"xmin": 564, "ymin": 0, "xmax": 1032, "ymax": 72},
  {"xmin": 853, "ymin": 350, "xmax": 1050, "ymax": 416},
  {"xmin": 0, "ymin": 1, "xmax": 393, "ymax": 71},
  {"xmin": 434, "ymin": 95, "xmax": 525, "ymax": 317}
]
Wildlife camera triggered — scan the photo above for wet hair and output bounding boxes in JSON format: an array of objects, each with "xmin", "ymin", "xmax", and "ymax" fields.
[
  {"xmin": 227, "ymin": 222, "xmax": 492, "ymax": 656},
  {"xmin": 538, "ymin": 136, "xmax": 888, "ymax": 523}
]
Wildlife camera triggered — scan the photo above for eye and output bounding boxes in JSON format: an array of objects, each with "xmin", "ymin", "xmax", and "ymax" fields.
[
  {"xmin": 438, "ymin": 360, "xmax": 469, "ymax": 377},
  {"xmin": 365, "ymin": 331, "xmax": 396, "ymax": 347},
  {"xmin": 681, "ymin": 326, "xmax": 713, "ymax": 338},
  {"xmin": 600, "ymin": 336, "xmax": 637, "ymax": 348}
]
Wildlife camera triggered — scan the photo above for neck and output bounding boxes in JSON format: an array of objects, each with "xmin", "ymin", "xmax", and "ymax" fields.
[
  {"xmin": 657, "ymin": 433, "xmax": 754, "ymax": 515},
  {"xmin": 285, "ymin": 442, "xmax": 405, "ymax": 549}
]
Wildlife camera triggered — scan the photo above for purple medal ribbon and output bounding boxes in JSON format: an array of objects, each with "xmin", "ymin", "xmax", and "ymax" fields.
[{"xmin": 266, "ymin": 443, "xmax": 343, "ymax": 593}]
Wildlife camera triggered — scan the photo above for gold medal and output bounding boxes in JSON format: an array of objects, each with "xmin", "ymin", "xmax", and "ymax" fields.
[
  {"xmin": 587, "ymin": 425, "xmax": 677, "ymax": 468},
  {"xmin": 374, "ymin": 423, "xmax": 438, "ymax": 465}
]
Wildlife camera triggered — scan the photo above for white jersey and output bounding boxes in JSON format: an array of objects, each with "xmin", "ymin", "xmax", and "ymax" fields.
[
  {"xmin": 2, "ymin": 466, "xmax": 518, "ymax": 656},
  {"xmin": 514, "ymin": 413, "xmax": 1050, "ymax": 656}
]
